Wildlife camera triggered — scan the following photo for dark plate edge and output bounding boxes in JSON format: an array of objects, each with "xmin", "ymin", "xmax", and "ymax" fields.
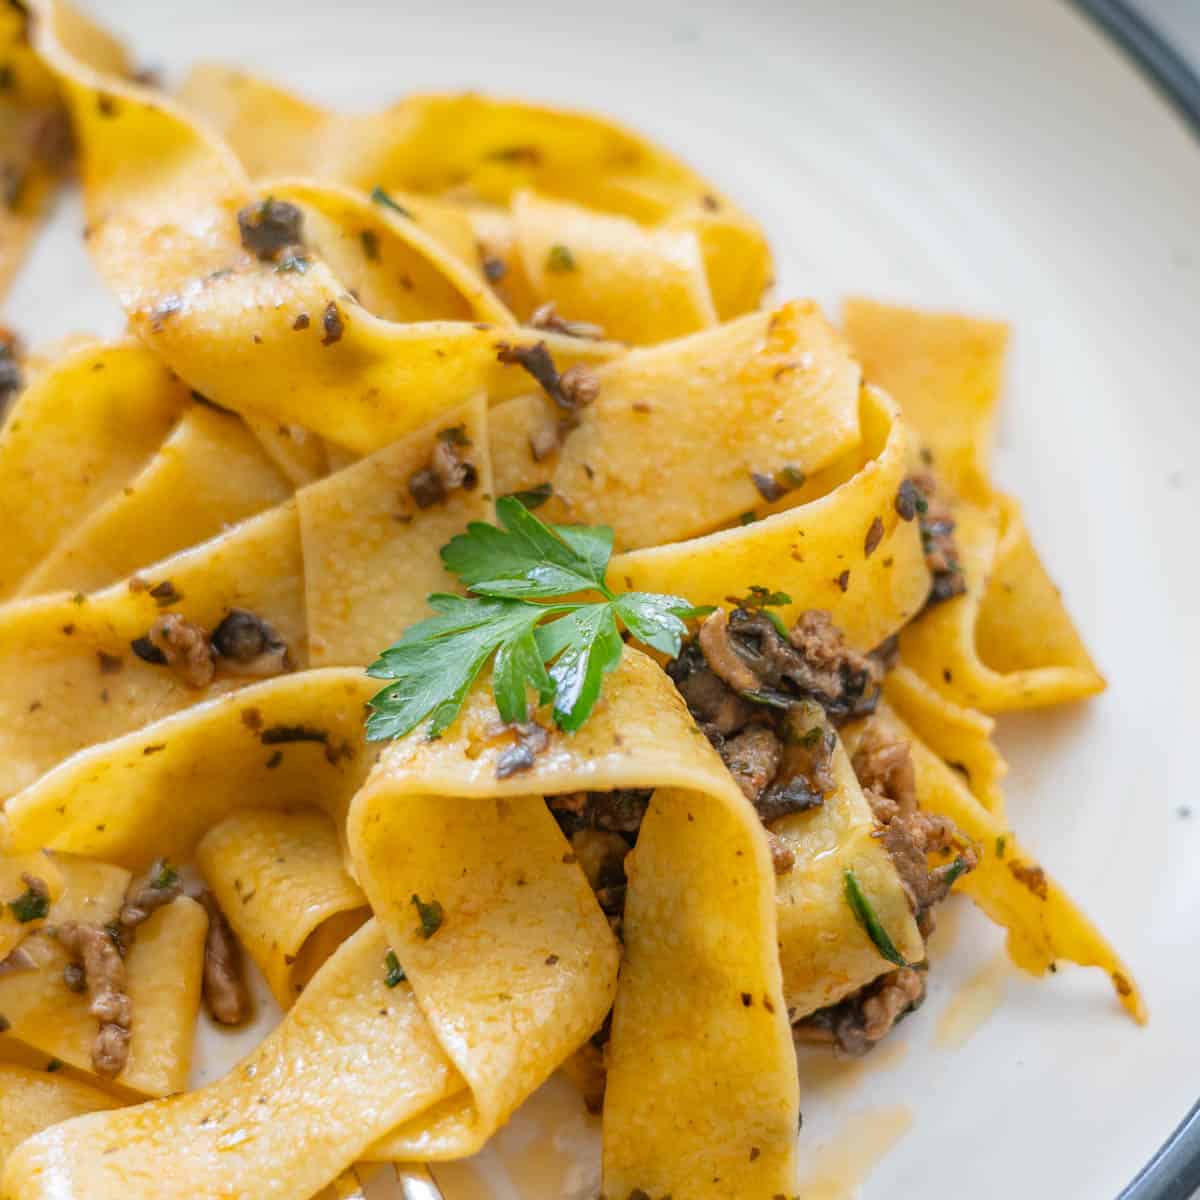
[
  {"xmin": 1064, "ymin": 4, "xmax": 1199, "ymax": 1197},
  {"xmin": 1068, "ymin": 0, "xmax": 1200, "ymax": 138}
]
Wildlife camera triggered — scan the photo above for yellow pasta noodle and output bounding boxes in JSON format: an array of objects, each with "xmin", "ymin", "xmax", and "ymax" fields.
[
  {"xmin": 349, "ymin": 649, "xmax": 798, "ymax": 1196},
  {"xmin": 844, "ymin": 297, "xmax": 1006, "ymax": 503},
  {"xmin": 242, "ymin": 414, "xmax": 330, "ymax": 488},
  {"xmin": 262, "ymin": 177, "xmax": 514, "ymax": 326},
  {"xmin": 845, "ymin": 298, "xmax": 1104, "ymax": 710},
  {"xmin": 0, "ymin": 340, "xmax": 187, "ymax": 599},
  {"xmin": 196, "ymin": 808, "xmax": 368, "ymax": 1008},
  {"xmin": 883, "ymin": 662, "xmax": 1007, "ymax": 817},
  {"xmin": 511, "ymin": 189, "xmax": 717, "ymax": 343},
  {"xmin": 0, "ymin": 859, "xmax": 207, "ymax": 1095},
  {"xmin": 3, "ymin": 669, "xmax": 376, "ymax": 866},
  {"xmin": 28, "ymin": 7, "xmax": 615, "ymax": 455},
  {"xmin": 175, "ymin": 68, "xmax": 772, "ymax": 319},
  {"xmin": 899, "ymin": 495, "xmax": 1105, "ymax": 711},
  {"xmin": 843, "ymin": 706, "xmax": 1145, "ymax": 1023},
  {"xmin": 773, "ymin": 729, "xmax": 923, "ymax": 1018},
  {"xmin": 18, "ymin": 405, "xmax": 292, "ymax": 597},
  {"xmin": 490, "ymin": 301, "xmax": 863, "ymax": 551},
  {"xmin": 0, "ymin": 851, "xmax": 63, "ymax": 960},
  {"xmin": 298, "ymin": 397, "xmax": 493, "ymax": 666},
  {"xmin": 3, "ymin": 922, "xmax": 463, "ymax": 1199},
  {"xmin": 0, "ymin": 1065, "xmax": 119, "ymax": 1175},
  {"xmin": 0, "ymin": 3, "xmax": 117, "ymax": 298},
  {"xmin": 612, "ymin": 384, "xmax": 929, "ymax": 649},
  {"xmin": 0, "ymin": 500, "xmax": 305, "ymax": 797}
]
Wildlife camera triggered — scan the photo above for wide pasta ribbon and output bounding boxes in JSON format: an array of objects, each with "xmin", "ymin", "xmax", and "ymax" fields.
[
  {"xmin": 349, "ymin": 649, "xmax": 799, "ymax": 1198},
  {"xmin": 176, "ymin": 66, "xmax": 773, "ymax": 323},
  {"xmin": 845, "ymin": 298, "xmax": 1104, "ymax": 709},
  {"xmin": 0, "ymin": 2, "xmax": 128, "ymax": 298},
  {"xmin": 898, "ymin": 494, "xmax": 1105, "ymax": 711},
  {"xmin": 489, "ymin": 300, "xmax": 863, "ymax": 552},
  {"xmin": 2, "ymin": 669, "xmax": 377, "ymax": 866},
  {"xmin": 0, "ymin": 339, "xmax": 188, "ymax": 600},
  {"xmin": 842, "ymin": 705, "xmax": 1145, "ymax": 1023},
  {"xmin": 18, "ymin": 402, "xmax": 291, "ymax": 597},
  {"xmin": 612, "ymin": 383, "xmax": 929, "ymax": 650},
  {"xmin": 0, "ymin": 659, "xmax": 621, "ymax": 1195},
  {"xmin": 196, "ymin": 809, "xmax": 369, "ymax": 1009},
  {"xmin": 28, "ymin": 0, "xmax": 615, "ymax": 455},
  {"xmin": 0, "ymin": 857, "xmax": 206, "ymax": 1096},
  {"xmin": 0, "ymin": 499, "xmax": 305, "ymax": 797}
]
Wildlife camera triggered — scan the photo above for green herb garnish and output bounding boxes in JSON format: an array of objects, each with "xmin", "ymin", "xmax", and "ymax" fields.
[
  {"xmin": 995, "ymin": 835, "xmax": 1007, "ymax": 859},
  {"xmin": 7, "ymin": 879, "xmax": 48, "ymax": 924},
  {"xmin": 366, "ymin": 497, "xmax": 701, "ymax": 740},
  {"xmin": 151, "ymin": 861, "xmax": 179, "ymax": 891},
  {"xmin": 411, "ymin": 894, "xmax": 444, "ymax": 940},
  {"xmin": 800, "ymin": 725, "xmax": 825, "ymax": 750},
  {"xmin": 545, "ymin": 244, "xmax": 576, "ymax": 272},
  {"xmin": 370, "ymin": 186, "xmax": 413, "ymax": 219},
  {"xmin": 843, "ymin": 868, "xmax": 911, "ymax": 968},
  {"xmin": 501, "ymin": 482, "xmax": 553, "ymax": 510},
  {"xmin": 729, "ymin": 585, "xmax": 792, "ymax": 610},
  {"xmin": 383, "ymin": 950, "xmax": 406, "ymax": 987},
  {"xmin": 727, "ymin": 585, "xmax": 791, "ymax": 636},
  {"xmin": 45, "ymin": 1058, "xmax": 62, "ymax": 1073},
  {"xmin": 737, "ymin": 511, "xmax": 758, "ymax": 526},
  {"xmin": 941, "ymin": 857, "xmax": 970, "ymax": 888}
]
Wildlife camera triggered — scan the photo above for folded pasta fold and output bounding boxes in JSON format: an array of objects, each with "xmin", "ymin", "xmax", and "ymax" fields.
[{"xmin": 350, "ymin": 649, "xmax": 799, "ymax": 1198}]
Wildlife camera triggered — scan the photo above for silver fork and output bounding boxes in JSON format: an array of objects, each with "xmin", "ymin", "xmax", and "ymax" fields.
[{"xmin": 396, "ymin": 1166, "xmax": 446, "ymax": 1200}]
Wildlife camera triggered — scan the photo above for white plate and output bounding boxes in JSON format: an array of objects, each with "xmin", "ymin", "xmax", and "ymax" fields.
[{"xmin": 5, "ymin": 1, "xmax": 1199, "ymax": 1196}]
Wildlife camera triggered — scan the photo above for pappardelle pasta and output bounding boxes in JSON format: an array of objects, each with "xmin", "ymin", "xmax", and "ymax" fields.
[{"xmin": 0, "ymin": 3, "xmax": 1140, "ymax": 1198}]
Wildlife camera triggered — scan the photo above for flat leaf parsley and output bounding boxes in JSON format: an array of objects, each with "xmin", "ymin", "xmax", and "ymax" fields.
[{"xmin": 366, "ymin": 496, "xmax": 702, "ymax": 740}]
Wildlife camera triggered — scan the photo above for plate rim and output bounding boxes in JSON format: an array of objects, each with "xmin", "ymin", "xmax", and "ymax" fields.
[{"xmin": 1065, "ymin": 8, "xmax": 1200, "ymax": 1199}]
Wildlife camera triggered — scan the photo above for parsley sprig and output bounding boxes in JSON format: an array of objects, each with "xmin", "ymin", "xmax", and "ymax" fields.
[{"xmin": 366, "ymin": 497, "xmax": 700, "ymax": 740}]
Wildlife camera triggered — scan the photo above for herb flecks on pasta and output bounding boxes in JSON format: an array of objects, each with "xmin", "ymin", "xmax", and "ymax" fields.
[{"xmin": 0, "ymin": 6, "xmax": 1144, "ymax": 1199}]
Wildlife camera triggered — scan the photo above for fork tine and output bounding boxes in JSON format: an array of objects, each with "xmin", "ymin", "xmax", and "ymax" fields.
[{"xmin": 394, "ymin": 1163, "xmax": 446, "ymax": 1200}]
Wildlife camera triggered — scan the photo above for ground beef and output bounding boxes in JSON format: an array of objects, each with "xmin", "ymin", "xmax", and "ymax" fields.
[
  {"xmin": 548, "ymin": 789, "xmax": 650, "ymax": 838},
  {"xmin": 119, "ymin": 859, "xmax": 182, "ymax": 929},
  {"xmin": 721, "ymin": 727, "xmax": 782, "ymax": 806},
  {"xmin": 783, "ymin": 610, "xmax": 881, "ymax": 720},
  {"xmin": 794, "ymin": 966, "xmax": 926, "ymax": 1057},
  {"xmin": 56, "ymin": 922, "xmax": 130, "ymax": 1078},
  {"xmin": 852, "ymin": 722, "xmax": 977, "ymax": 934},
  {"xmin": 911, "ymin": 474, "xmax": 967, "ymax": 607},
  {"xmin": 237, "ymin": 198, "xmax": 304, "ymax": 260},
  {"xmin": 197, "ymin": 889, "xmax": 251, "ymax": 1026},
  {"xmin": 669, "ymin": 607, "xmax": 890, "ymax": 850},
  {"xmin": 146, "ymin": 614, "xmax": 216, "ymax": 688},
  {"xmin": 408, "ymin": 433, "xmax": 479, "ymax": 509},
  {"xmin": 755, "ymin": 712, "xmax": 837, "ymax": 823}
]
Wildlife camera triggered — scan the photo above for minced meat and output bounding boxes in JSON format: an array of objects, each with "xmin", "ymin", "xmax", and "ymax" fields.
[
  {"xmin": 852, "ymin": 722, "xmax": 977, "ymax": 934},
  {"xmin": 794, "ymin": 966, "xmax": 926, "ymax": 1057}
]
